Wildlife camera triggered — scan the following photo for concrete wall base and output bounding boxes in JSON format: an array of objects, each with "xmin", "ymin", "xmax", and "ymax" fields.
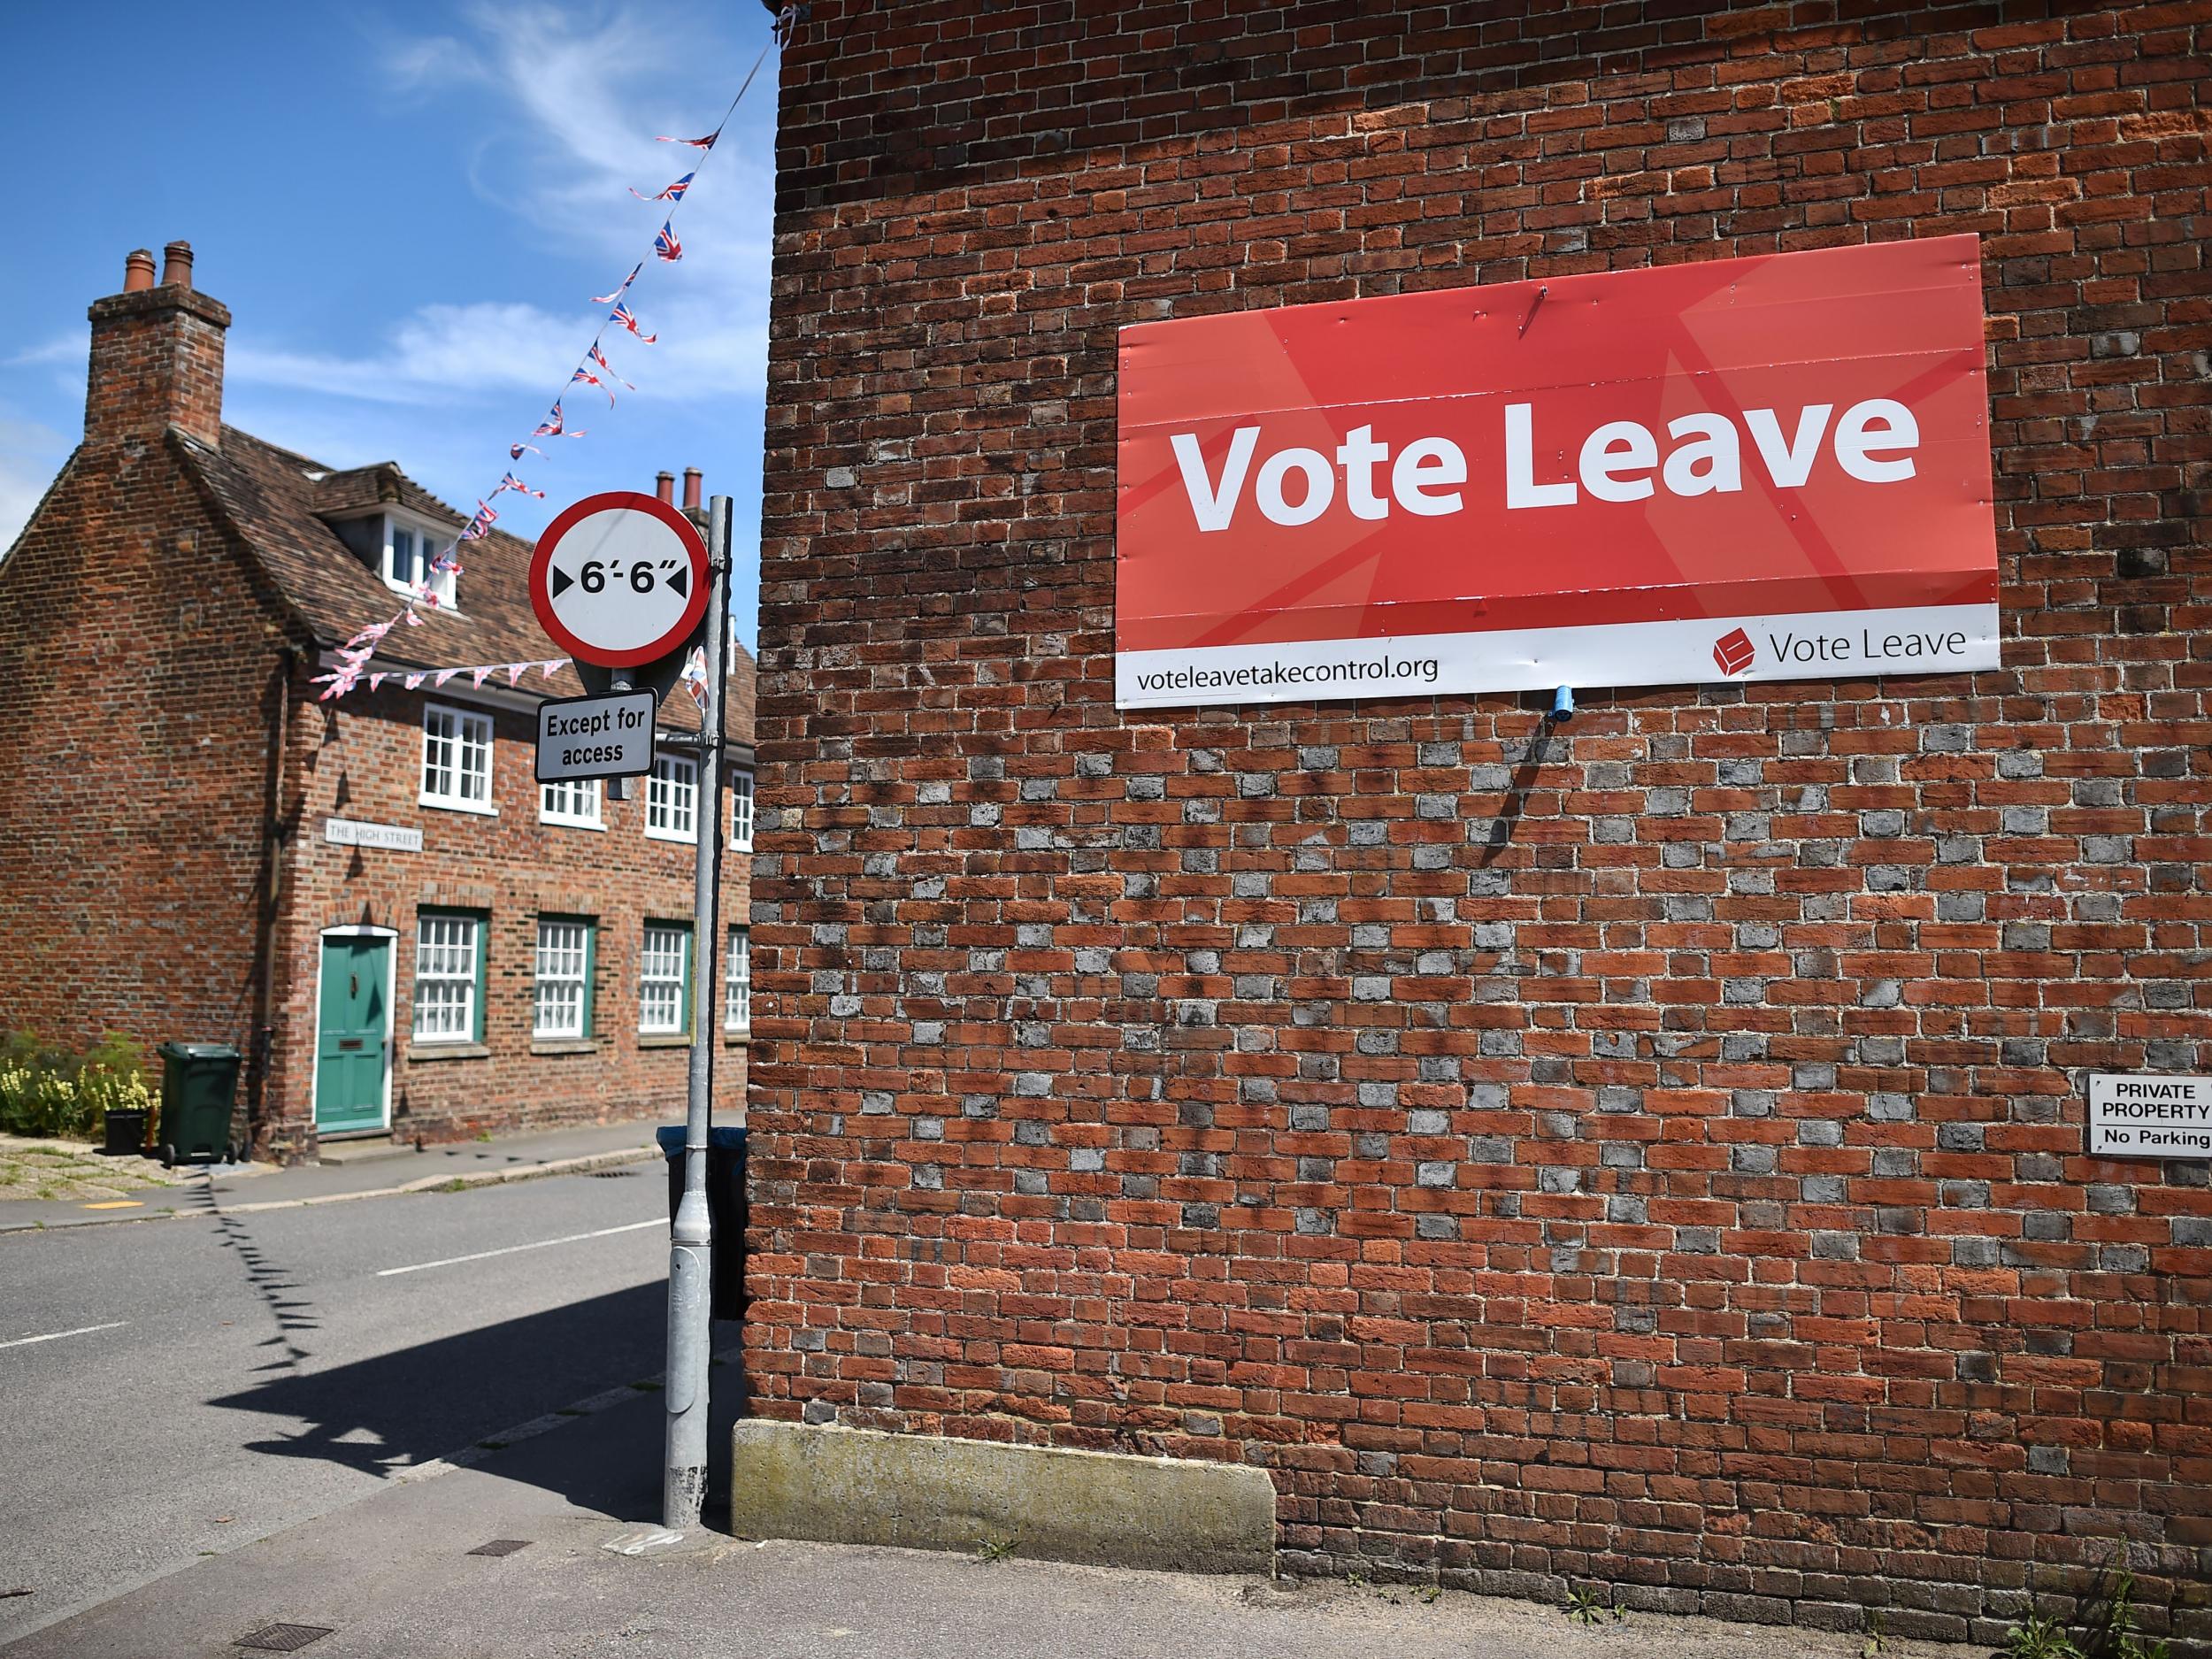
[{"xmin": 728, "ymin": 1421, "xmax": 1276, "ymax": 1575}]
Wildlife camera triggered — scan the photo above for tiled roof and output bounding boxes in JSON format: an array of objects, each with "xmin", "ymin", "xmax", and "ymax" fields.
[{"xmin": 171, "ymin": 424, "xmax": 753, "ymax": 745}]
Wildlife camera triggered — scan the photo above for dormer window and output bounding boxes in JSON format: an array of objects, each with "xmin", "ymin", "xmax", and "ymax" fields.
[{"xmin": 381, "ymin": 516, "xmax": 457, "ymax": 608}]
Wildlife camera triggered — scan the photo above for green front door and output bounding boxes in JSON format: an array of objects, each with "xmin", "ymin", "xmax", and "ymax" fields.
[{"xmin": 315, "ymin": 933, "xmax": 390, "ymax": 1134}]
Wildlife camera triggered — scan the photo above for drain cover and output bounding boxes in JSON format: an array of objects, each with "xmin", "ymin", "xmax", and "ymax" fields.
[
  {"xmin": 590, "ymin": 1169, "xmax": 635, "ymax": 1179},
  {"xmin": 467, "ymin": 1539, "xmax": 531, "ymax": 1556},
  {"xmin": 235, "ymin": 1624, "xmax": 334, "ymax": 1652}
]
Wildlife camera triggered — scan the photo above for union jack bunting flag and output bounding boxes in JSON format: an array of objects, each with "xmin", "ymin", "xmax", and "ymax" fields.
[
  {"xmin": 570, "ymin": 365, "xmax": 614, "ymax": 407},
  {"xmin": 460, "ymin": 501, "xmax": 498, "ymax": 541},
  {"xmin": 629, "ymin": 171, "xmax": 694, "ymax": 204},
  {"xmin": 533, "ymin": 403, "xmax": 587, "ymax": 441},
  {"xmin": 609, "ymin": 303, "xmax": 657, "ymax": 343},
  {"xmin": 656, "ymin": 130, "xmax": 718, "ymax": 150},
  {"xmin": 653, "ymin": 219, "xmax": 682, "ymax": 262},
  {"xmin": 510, "ymin": 441, "xmax": 546, "ymax": 461},
  {"xmin": 592, "ymin": 263, "xmax": 642, "ymax": 305},
  {"xmin": 588, "ymin": 343, "xmax": 635, "ymax": 392},
  {"xmin": 494, "ymin": 472, "xmax": 544, "ymax": 499}
]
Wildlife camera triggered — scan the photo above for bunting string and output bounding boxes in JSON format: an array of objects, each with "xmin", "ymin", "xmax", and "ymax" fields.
[
  {"xmin": 317, "ymin": 5, "xmax": 796, "ymax": 703},
  {"xmin": 311, "ymin": 657, "xmax": 572, "ymax": 702}
]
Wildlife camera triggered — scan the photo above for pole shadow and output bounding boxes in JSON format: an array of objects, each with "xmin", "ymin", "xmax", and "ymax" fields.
[{"xmin": 204, "ymin": 1275, "xmax": 751, "ymax": 1528}]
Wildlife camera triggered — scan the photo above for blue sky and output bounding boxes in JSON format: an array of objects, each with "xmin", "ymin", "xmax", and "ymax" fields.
[{"xmin": 3, "ymin": 1, "xmax": 782, "ymax": 652}]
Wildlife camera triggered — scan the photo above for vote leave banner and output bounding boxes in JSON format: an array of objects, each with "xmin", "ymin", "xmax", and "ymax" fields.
[{"xmin": 1114, "ymin": 234, "xmax": 2001, "ymax": 710}]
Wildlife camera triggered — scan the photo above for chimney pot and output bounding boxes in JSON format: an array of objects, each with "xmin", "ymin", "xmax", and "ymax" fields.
[
  {"xmin": 656, "ymin": 471, "xmax": 675, "ymax": 505},
  {"xmin": 682, "ymin": 467, "xmax": 703, "ymax": 511},
  {"xmin": 86, "ymin": 236, "xmax": 229, "ymax": 450}
]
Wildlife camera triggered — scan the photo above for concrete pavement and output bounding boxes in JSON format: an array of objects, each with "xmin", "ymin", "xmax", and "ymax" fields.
[
  {"xmin": 0, "ymin": 1163, "xmax": 678, "ymax": 1646},
  {"xmin": 0, "ymin": 1118, "xmax": 661, "ymax": 1232},
  {"xmin": 4, "ymin": 1380, "xmax": 1975, "ymax": 1659}
]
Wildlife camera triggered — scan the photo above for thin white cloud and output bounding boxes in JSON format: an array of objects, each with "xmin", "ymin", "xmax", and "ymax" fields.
[
  {"xmin": 382, "ymin": 34, "xmax": 483, "ymax": 89},
  {"xmin": 227, "ymin": 296, "xmax": 764, "ymax": 406},
  {"xmin": 8, "ymin": 334, "xmax": 85, "ymax": 369},
  {"xmin": 381, "ymin": 2, "xmax": 780, "ymax": 270},
  {"xmin": 0, "ymin": 411, "xmax": 73, "ymax": 556},
  {"xmin": 229, "ymin": 303, "xmax": 574, "ymax": 404},
  {"xmin": 220, "ymin": 2, "xmax": 775, "ymax": 414}
]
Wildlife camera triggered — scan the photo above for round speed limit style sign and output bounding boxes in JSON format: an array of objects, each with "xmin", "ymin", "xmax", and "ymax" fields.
[{"xmin": 528, "ymin": 491, "xmax": 710, "ymax": 668}]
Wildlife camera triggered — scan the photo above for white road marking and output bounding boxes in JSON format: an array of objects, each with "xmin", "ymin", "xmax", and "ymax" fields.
[
  {"xmin": 376, "ymin": 1217, "xmax": 663, "ymax": 1278},
  {"xmin": 0, "ymin": 1320, "xmax": 127, "ymax": 1352}
]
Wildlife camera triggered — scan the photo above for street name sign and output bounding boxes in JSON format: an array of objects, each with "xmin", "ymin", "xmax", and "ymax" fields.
[
  {"xmin": 529, "ymin": 490, "xmax": 710, "ymax": 668},
  {"xmin": 536, "ymin": 690, "xmax": 657, "ymax": 783},
  {"xmin": 324, "ymin": 817, "xmax": 423, "ymax": 852},
  {"xmin": 2088, "ymin": 1073, "xmax": 2212, "ymax": 1160}
]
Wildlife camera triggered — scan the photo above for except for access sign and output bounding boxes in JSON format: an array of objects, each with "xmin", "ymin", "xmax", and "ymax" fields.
[
  {"xmin": 2088, "ymin": 1074, "xmax": 2212, "ymax": 1160},
  {"xmin": 1115, "ymin": 234, "xmax": 2001, "ymax": 708},
  {"xmin": 529, "ymin": 491, "xmax": 710, "ymax": 668},
  {"xmin": 536, "ymin": 691, "xmax": 657, "ymax": 783}
]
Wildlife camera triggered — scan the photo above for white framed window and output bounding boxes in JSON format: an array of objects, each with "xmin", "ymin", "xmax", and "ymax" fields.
[
  {"xmin": 729, "ymin": 769, "xmax": 755, "ymax": 851},
  {"xmin": 421, "ymin": 703, "xmax": 494, "ymax": 813},
  {"xmin": 381, "ymin": 517, "xmax": 457, "ymax": 607},
  {"xmin": 540, "ymin": 776, "xmax": 603, "ymax": 828},
  {"xmin": 534, "ymin": 918, "xmax": 592, "ymax": 1039},
  {"xmin": 640, "ymin": 924, "xmax": 691, "ymax": 1034},
  {"xmin": 724, "ymin": 926, "xmax": 750, "ymax": 1033},
  {"xmin": 647, "ymin": 752, "xmax": 697, "ymax": 843},
  {"xmin": 412, "ymin": 911, "xmax": 481, "ymax": 1043}
]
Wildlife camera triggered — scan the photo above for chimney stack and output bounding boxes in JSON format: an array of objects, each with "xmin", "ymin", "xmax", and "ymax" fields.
[
  {"xmin": 682, "ymin": 467, "xmax": 703, "ymax": 511},
  {"xmin": 85, "ymin": 240, "xmax": 230, "ymax": 450},
  {"xmin": 656, "ymin": 470, "xmax": 675, "ymax": 505}
]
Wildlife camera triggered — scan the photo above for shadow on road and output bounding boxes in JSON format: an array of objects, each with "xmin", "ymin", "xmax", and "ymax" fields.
[
  {"xmin": 204, "ymin": 1275, "xmax": 749, "ymax": 1527},
  {"xmin": 183, "ymin": 1171, "xmax": 319, "ymax": 1372}
]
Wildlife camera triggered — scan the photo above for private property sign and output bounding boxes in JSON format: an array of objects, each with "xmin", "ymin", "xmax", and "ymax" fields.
[
  {"xmin": 2089, "ymin": 1074, "xmax": 2212, "ymax": 1160},
  {"xmin": 1113, "ymin": 234, "xmax": 2001, "ymax": 709}
]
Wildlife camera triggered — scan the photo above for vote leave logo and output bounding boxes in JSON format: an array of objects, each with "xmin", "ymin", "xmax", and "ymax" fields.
[{"xmin": 1111, "ymin": 234, "xmax": 2003, "ymax": 710}]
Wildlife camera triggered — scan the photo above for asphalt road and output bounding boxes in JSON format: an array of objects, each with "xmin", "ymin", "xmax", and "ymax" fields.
[{"xmin": 0, "ymin": 1165, "xmax": 673, "ymax": 1646}]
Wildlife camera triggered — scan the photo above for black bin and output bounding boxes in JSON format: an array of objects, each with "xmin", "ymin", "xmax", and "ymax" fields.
[
  {"xmin": 156, "ymin": 1041, "xmax": 244, "ymax": 1167},
  {"xmin": 657, "ymin": 1125, "xmax": 748, "ymax": 1321}
]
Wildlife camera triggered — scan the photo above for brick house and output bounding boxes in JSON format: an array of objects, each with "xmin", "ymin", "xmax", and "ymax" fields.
[
  {"xmin": 747, "ymin": 3, "xmax": 2210, "ymax": 1647},
  {"xmin": 0, "ymin": 243, "xmax": 757, "ymax": 1164}
]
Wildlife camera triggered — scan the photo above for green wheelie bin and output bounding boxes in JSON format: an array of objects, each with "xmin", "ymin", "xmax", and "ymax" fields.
[{"xmin": 155, "ymin": 1042, "xmax": 245, "ymax": 1167}]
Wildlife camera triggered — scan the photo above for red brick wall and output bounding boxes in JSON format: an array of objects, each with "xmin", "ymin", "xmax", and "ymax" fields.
[
  {"xmin": 260, "ymin": 684, "xmax": 752, "ymax": 1161},
  {"xmin": 0, "ymin": 429, "xmax": 294, "ymax": 1071},
  {"xmin": 83, "ymin": 286, "xmax": 229, "ymax": 451},
  {"xmin": 749, "ymin": 3, "xmax": 2212, "ymax": 1645}
]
